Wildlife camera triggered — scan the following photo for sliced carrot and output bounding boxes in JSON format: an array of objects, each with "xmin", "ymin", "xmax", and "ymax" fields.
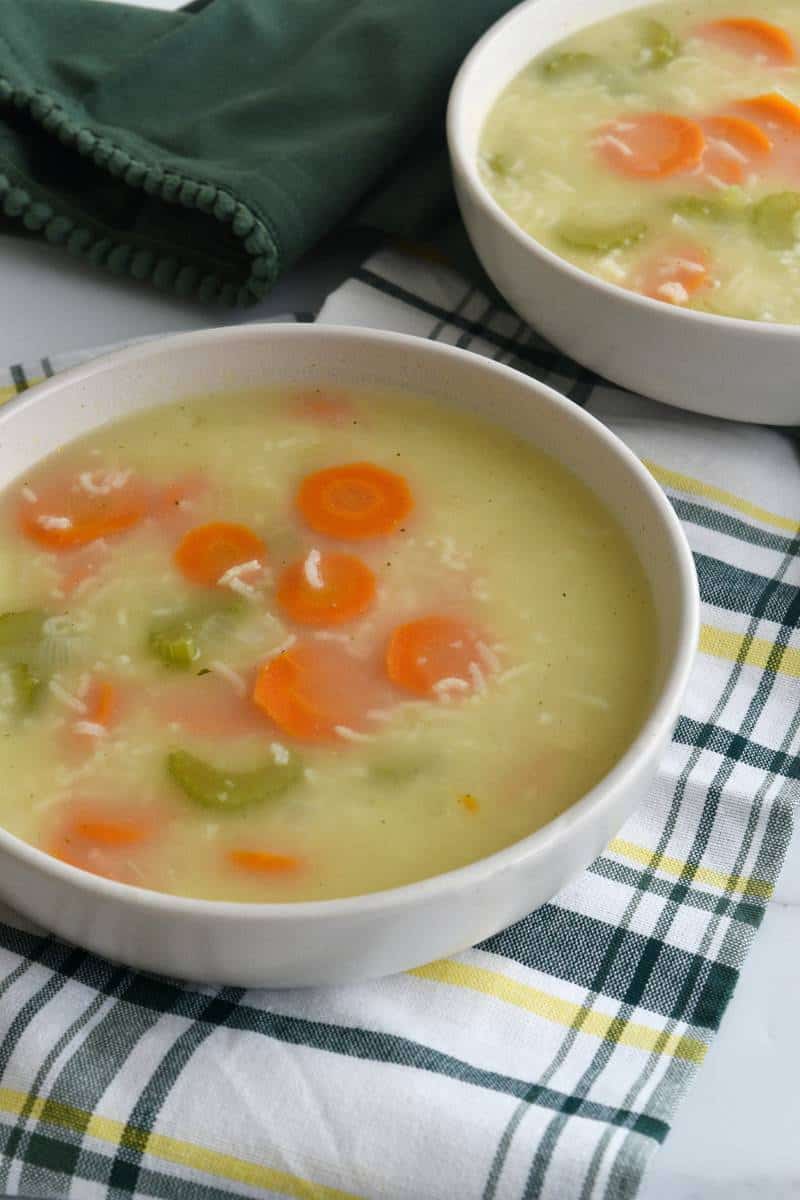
[
  {"xmin": 697, "ymin": 18, "xmax": 796, "ymax": 66},
  {"xmin": 253, "ymin": 640, "xmax": 382, "ymax": 742},
  {"xmin": 155, "ymin": 672, "xmax": 267, "ymax": 738},
  {"xmin": 385, "ymin": 616, "xmax": 488, "ymax": 698},
  {"xmin": 18, "ymin": 470, "xmax": 148, "ymax": 551},
  {"xmin": 636, "ymin": 241, "xmax": 711, "ymax": 305},
  {"xmin": 459, "ymin": 793, "xmax": 480, "ymax": 814},
  {"xmin": 734, "ymin": 92, "xmax": 800, "ymax": 137},
  {"xmin": 173, "ymin": 521, "xmax": 266, "ymax": 587},
  {"xmin": 227, "ymin": 849, "xmax": 302, "ymax": 875},
  {"xmin": 73, "ymin": 817, "xmax": 148, "ymax": 847},
  {"xmin": 296, "ymin": 462, "xmax": 413, "ymax": 540},
  {"xmin": 694, "ymin": 114, "xmax": 772, "ymax": 185},
  {"xmin": 46, "ymin": 799, "xmax": 159, "ymax": 881},
  {"xmin": 633, "ymin": 237, "xmax": 710, "ymax": 302},
  {"xmin": 595, "ymin": 113, "xmax": 705, "ymax": 179},
  {"xmin": 46, "ymin": 841, "xmax": 136, "ymax": 883},
  {"xmin": 290, "ymin": 388, "xmax": 354, "ymax": 427},
  {"xmin": 277, "ymin": 551, "xmax": 376, "ymax": 626},
  {"xmin": 66, "ymin": 678, "xmax": 123, "ymax": 756},
  {"xmin": 90, "ymin": 680, "xmax": 116, "ymax": 726}
]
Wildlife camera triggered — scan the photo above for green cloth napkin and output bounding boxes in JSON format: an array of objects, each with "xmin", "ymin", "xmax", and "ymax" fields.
[{"xmin": 0, "ymin": 0, "xmax": 511, "ymax": 305}]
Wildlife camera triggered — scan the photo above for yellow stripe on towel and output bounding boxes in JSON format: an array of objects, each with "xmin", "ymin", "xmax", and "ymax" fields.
[
  {"xmin": 608, "ymin": 838, "xmax": 773, "ymax": 900},
  {"xmin": 410, "ymin": 961, "xmax": 707, "ymax": 1063},
  {"xmin": 644, "ymin": 460, "xmax": 800, "ymax": 534},
  {"xmin": 700, "ymin": 625, "xmax": 800, "ymax": 680},
  {"xmin": 0, "ymin": 1089, "xmax": 356, "ymax": 1200}
]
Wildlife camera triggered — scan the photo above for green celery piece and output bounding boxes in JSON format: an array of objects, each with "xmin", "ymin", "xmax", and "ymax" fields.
[
  {"xmin": 149, "ymin": 625, "xmax": 199, "ymax": 668},
  {"xmin": 0, "ymin": 609, "xmax": 89, "ymax": 680},
  {"xmin": 486, "ymin": 151, "xmax": 514, "ymax": 178},
  {"xmin": 639, "ymin": 19, "xmax": 680, "ymax": 68},
  {"xmin": 167, "ymin": 749, "xmax": 303, "ymax": 811},
  {"xmin": 752, "ymin": 193, "xmax": 800, "ymax": 249},
  {"xmin": 0, "ymin": 610, "xmax": 45, "ymax": 664},
  {"xmin": 672, "ymin": 191, "xmax": 749, "ymax": 222},
  {"xmin": 0, "ymin": 612, "xmax": 51, "ymax": 711},
  {"xmin": 7, "ymin": 662, "xmax": 43, "ymax": 713},
  {"xmin": 539, "ymin": 51, "xmax": 597, "ymax": 80},
  {"xmin": 557, "ymin": 218, "xmax": 647, "ymax": 253},
  {"xmin": 369, "ymin": 752, "xmax": 436, "ymax": 785},
  {"xmin": 148, "ymin": 601, "xmax": 243, "ymax": 669}
]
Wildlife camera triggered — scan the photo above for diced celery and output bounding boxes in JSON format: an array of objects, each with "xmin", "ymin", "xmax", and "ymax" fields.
[
  {"xmin": 540, "ymin": 51, "xmax": 597, "ymax": 80},
  {"xmin": 752, "ymin": 193, "xmax": 800, "ymax": 249},
  {"xmin": 557, "ymin": 218, "xmax": 647, "ymax": 253},
  {"xmin": 8, "ymin": 662, "xmax": 43, "ymax": 712},
  {"xmin": 0, "ymin": 610, "xmax": 45, "ymax": 664},
  {"xmin": 149, "ymin": 627, "xmax": 199, "ymax": 668},
  {"xmin": 672, "ymin": 191, "xmax": 749, "ymax": 222},
  {"xmin": 167, "ymin": 749, "xmax": 303, "ymax": 811},
  {"xmin": 148, "ymin": 601, "xmax": 242, "ymax": 669},
  {"xmin": 639, "ymin": 19, "xmax": 680, "ymax": 68},
  {"xmin": 486, "ymin": 152, "xmax": 514, "ymax": 178},
  {"xmin": 369, "ymin": 752, "xmax": 435, "ymax": 785}
]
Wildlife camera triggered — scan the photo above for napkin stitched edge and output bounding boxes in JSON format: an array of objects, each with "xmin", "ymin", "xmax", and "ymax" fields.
[{"xmin": 0, "ymin": 69, "xmax": 280, "ymax": 305}]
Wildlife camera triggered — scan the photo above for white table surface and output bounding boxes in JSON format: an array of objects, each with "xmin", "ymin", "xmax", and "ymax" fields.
[{"xmin": 1, "ymin": 1, "xmax": 797, "ymax": 1196}]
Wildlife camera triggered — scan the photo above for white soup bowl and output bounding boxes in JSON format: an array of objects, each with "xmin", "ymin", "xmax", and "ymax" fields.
[{"xmin": 0, "ymin": 325, "xmax": 698, "ymax": 986}]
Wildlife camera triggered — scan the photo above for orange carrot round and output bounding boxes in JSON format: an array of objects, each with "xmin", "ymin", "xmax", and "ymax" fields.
[
  {"xmin": 385, "ymin": 616, "xmax": 487, "ymax": 698},
  {"xmin": 18, "ymin": 471, "xmax": 148, "ymax": 551},
  {"xmin": 155, "ymin": 673, "xmax": 267, "ymax": 738},
  {"xmin": 637, "ymin": 241, "xmax": 711, "ymax": 305},
  {"xmin": 227, "ymin": 849, "xmax": 302, "ymax": 875},
  {"xmin": 595, "ymin": 113, "xmax": 705, "ymax": 179},
  {"xmin": 173, "ymin": 521, "xmax": 266, "ymax": 587},
  {"xmin": 296, "ymin": 462, "xmax": 413, "ymax": 540},
  {"xmin": 734, "ymin": 92, "xmax": 800, "ymax": 138},
  {"xmin": 89, "ymin": 680, "xmax": 116, "ymax": 727},
  {"xmin": 73, "ymin": 817, "xmax": 148, "ymax": 848},
  {"xmin": 695, "ymin": 114, "xmax": 772, "ymax": 184},
  {"xmin": 698, "ymin": 18, "xmax": 796, "ymax": 66},
  {"xmin": 277, "ymin": 551, "xmax": 376, "ymax": 626},
  {"xmin": 62, "ymin": 678, "xmax": 123, "ymax": 760},
  {"xmin": 290, "ymin": 388, "xmax": 354, "ymax": 427},
  {"xmin": 46, "ymin": 799, "xmax": 159, "ymax": 881},
  {"xmin": 253, "ymin": 640, "xmax": 380, "ymax": 742}
]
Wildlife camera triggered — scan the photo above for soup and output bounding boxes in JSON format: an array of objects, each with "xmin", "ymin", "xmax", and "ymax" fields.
[
  {"xmin": 481, "ymin": 1, "xmax": 800, "ymax": 323},
  {"xmin": 0, "ymin": 387, "xmax": 656, "ymax": 902}
]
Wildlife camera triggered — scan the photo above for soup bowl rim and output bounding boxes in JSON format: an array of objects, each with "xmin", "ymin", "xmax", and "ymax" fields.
[{"xmin": 0, "ymin": 322, "xmax": 699, "ymax": 925}]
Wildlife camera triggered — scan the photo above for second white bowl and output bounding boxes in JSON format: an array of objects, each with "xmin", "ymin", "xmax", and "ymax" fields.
[{"xmin": 447, "ymin": 0, "xmax": 800, "ymax": 425}]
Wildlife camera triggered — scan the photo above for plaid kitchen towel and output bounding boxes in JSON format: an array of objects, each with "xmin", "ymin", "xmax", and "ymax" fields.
[{"xmin": 0, "ymin": 249, "xmax": 798, "ymax": 1200}]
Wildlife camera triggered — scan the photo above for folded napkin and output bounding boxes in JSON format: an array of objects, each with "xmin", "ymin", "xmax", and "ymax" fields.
[
  {"xmin": 0, "ymin": 249, "xmax": 798, "ymax": 1200},
  {"xmin": 0, "ymin": 0, "xmax": 512, "ymax": 306}
]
